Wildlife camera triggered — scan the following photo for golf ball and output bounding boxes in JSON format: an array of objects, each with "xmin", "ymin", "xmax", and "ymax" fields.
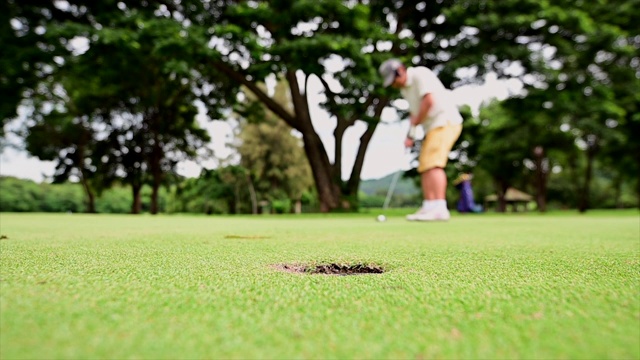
[{"xmin": 377, "ymin": 214, "xmax": 386, "ymax": 222}]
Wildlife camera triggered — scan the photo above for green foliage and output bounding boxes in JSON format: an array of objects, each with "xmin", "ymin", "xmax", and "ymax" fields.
[
  {"xmin": 358, "ymin": 172, "xmax": 421, "ymax": 208},
  {"xmin": 0, "ymin": 177, "xmax": 46, "ymax": 212},
  {"xmin": 381, "ymin": 0, "xmax": 639, "ymax": 211},
  {"xmin": 4, "ymin": 0, "xmax": 638, "ymax": 213},
  {"xmin": 0, "ymin": 177, "xmax": 85, "ymax": 212},
  {"xmin": 359, "ymin": 172, "xmax": 419, "ymax": 197},
  {"xmin": 7, "ymin": 2, "xmax": 224, "ymax": 214},
  {"xmin": 169, "ymin": 167, "xmax": 253, "ymax": 215},
  {"xmin": 94, "ymin": 185, "xmax": 135, "ymax": 214},
  {"xmin": 357, "ymin": 192, "xmax": 385, "ymax": 208},
  {"xmin": 0, "ymin": 177, "xmax": 172, "ymax": 214},
  {"xmin": 270, "ymin": 199, "xmax": 291, "ymax": 214},
  {"xmin": 40, "ymin": 182, "xmax": 85, "ymax": 213}
]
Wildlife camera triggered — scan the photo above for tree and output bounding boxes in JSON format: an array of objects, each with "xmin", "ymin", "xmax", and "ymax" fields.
[
  {"xmin": 24, "ymin": 110, "xmax": 101, "ymax": 212},
  {"xmin": 7, "ymin": 0, "xmax": 638, "ymax": 213},
  {"xmin": 501, "ymin": 0, "xmax": 638, "ymax": 212},
  {"xmin": 0, "ymin": 176, "xmax": 85, "ymax": 212},
  {"xmin": 61, "ymin": 15, "xmax": 219, "ymax": 214},
  {"xmin": 200, "ymin": 1, "xmax": 392, "ymax": 212},
  {"xmin": 236, "ymin": 80, "xmax": 314, "ymax": 213},
  {"xmin": 1, "ymin": 0, "xmax": 67, "ymax": 133},
  {"xmin": 10, "ymin": 3, "xmax": 223, "ymax": 214},
  {"xmin": 473, "ymin": 101, "xmax": 529, "ymax": 212},
  {"xmin": 170, "ymin": 166, "xmax": 252, "ymax": 214},
  {"xmin": 389, "ymin": 0, "xmax": 639, "ymax": 211}
]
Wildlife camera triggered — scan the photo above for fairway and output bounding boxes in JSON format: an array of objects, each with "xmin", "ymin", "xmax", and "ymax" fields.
[{"xmin": 1, "ymin": 212, "xmax": 638, "ymax": 359}]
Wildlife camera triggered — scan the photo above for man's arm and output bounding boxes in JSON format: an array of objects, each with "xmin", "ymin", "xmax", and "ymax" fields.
[
  {"xmin": 407, "ymin": 92, "xmax": 434, "ymax": 143},
  {"xmin": 411, "ymin": 92, "xmax": 433, "ymax": 127}
]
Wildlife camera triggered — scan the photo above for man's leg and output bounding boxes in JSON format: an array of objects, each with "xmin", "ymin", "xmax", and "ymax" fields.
[
  {"xmin": 407, "ymin": 124, "xmax": 461, "ymax": 221},
  {"xmin": 422, "ymin": 167, "xmax": 447, "ymax": 200}
]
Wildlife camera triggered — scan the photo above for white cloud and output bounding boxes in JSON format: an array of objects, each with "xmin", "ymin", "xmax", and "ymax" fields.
[{"xmin": 0, "ymin": 147, "xmax": 56, "ymax": 182}]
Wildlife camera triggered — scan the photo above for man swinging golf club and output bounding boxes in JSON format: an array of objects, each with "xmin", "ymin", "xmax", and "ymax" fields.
[{"xmin": 379, "ymin": 59, "xmax": 463, "ymax": 221}]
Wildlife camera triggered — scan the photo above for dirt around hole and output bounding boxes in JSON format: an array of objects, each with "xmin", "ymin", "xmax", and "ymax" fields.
[{"xmin": 277, "ymin": 263, "xmax": 385, "ymax": 275}]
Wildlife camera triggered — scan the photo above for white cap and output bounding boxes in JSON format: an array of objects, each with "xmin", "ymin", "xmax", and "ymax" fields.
[{"xmin": 378, "ymin": 58, "xmax": 403, "ymax": 87}]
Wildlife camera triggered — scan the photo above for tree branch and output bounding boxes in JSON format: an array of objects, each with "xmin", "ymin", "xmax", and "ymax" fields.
[
  {"xmin": 347, "ymin": 95, "xmax": 375, "ymax": 125},
  {"xmin": 302, "ymin": 72, "xmax": 312, "ymax": 118},
  {"xmin": 211, "ymin": 60, "xmax": 299, "ymax": 130},
  {"xmin": 317, "ymin": 75, "xmax": 346, "ymax": 124},
  {"xmin": 285, "ymin": 69, "xmax": 312, "ymax": 130},
  {"xmin": 347, "ymin": 97, "xmax": 388, "ymax": 191}
]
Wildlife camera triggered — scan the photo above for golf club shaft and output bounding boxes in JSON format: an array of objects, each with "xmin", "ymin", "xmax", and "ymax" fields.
[
  {"xmin": 382, "ymin": 148, "xmax": 412, "ymax": 211},
  {"xmin": 383, "ymin": 170, "xmax": 402, "ymax": 210}
]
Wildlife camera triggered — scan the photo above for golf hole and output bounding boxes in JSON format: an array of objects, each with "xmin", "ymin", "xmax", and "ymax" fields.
[{"xmin": 277, "ymin": 263, "xmax": 385, "ymax": 275}]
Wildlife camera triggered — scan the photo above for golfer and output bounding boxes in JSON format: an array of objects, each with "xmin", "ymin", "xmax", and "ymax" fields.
[{"xmin": 379, "ymin": 59, "xmax": 463, "ymax": 221}]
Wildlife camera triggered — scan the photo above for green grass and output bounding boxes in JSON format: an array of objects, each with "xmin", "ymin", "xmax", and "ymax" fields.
[{"xmin": 1, "ymin": 211, "xmax": 639, "ymax": 359}]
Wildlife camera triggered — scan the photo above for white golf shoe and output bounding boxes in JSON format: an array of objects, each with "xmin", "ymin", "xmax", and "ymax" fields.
[{"xmin": 406, "ymin": 208, "xmax": 450, "ymax": 221}]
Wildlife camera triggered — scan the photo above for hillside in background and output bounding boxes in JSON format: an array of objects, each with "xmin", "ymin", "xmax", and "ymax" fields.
[{"xmin": 359, "ymin": 172, "xmax": 420, "ymax": 196}]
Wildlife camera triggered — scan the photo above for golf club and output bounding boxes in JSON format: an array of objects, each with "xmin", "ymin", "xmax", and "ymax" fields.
[
  {"xmin": 382, "ymin": 169, "xmax": 402, "ymax": 211},
  {"xmin": 377, "ymin": 146, "xmax": 417, "ymax": 222}
]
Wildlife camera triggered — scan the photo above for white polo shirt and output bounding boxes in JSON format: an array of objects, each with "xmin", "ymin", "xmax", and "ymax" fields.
[{"xmin": 400, "ymin": 66, "xmax": 463, "ymax": 133}]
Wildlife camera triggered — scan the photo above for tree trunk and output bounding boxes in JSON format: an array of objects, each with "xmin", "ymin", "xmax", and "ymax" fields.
[
  {"xmin": 286, "ymin": 71, "xmax": 340, "ymax": 212},
  {"xmin": 301, "ymin": 132, "xmax": 340, "ymax": 212},
  {"xmin": 578, "ymin": 136, "xmax": 599, "ymax": 213},
  {"xmin": 344, "ymin": 98, "xmax": 386, "ymax": 208},
  {"xmin": 533, "ymin": 146, "xmax": 548, "ymax": 212},
  {"xmin": 578, "ymin": 147, "xmax": 596, "ymax": 213},
  {"xmin": 300, "ymin": 105, "xmax": 383, "ymax": 212},
  {"xmin": 150, "ymin": 134, "xmax": 162, "ymax": 215},
  {"xmin": 247, "ymin": 175, "xmax": 258, "ymax": 214},
  {"xmin": 495, "ymin": 179, "xmax": 509, "ymax": 213},
  {"xmin": 228, "ymin": 183, "xmax": 238, "ymax": 214},
  {"xmin": 215, "ymin": 62, "xmax": 382, "ymax": 212},
  {"xmin": 84, "ymin": 183, "xmax": 96, "ymax": 213},
  {"xmin": 636, "ymin": 174, "xmax": 640, "ymax": 209},
  {"xmin": 333, "ymin": 119, "xmax": 347, "ymax": 187},
  {"xmin": 612, "ymin": 175, "xmax": 625, "ymax": 209},
  {"xmin": 151, "ymin": 183, "xmax": 159, "ymax": 214},
  {"xmin": 131, "ymin": 184, "xmax": 142, "ymax": 214},
  {"xmin": 79, "ymin": 176, "xmax": 96, "ymax": 213},
  {"xmin": 76, "ymin": 145, "xmax": 96, "ymax": 213},
  {"xmin": 567, "ymin": 151, "xmax": 580, "ymax": 209}
]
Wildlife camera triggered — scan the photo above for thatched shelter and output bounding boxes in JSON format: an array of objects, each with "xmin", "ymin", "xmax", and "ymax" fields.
[{"xmin": 484, "ymin": 188, "xmax": 534, "ymax": 212}]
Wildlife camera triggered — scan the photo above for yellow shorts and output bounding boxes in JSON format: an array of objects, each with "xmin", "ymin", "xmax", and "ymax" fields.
[{"xmin": 418, "ymin": 124, "xmax": 462, "ymax": 173}]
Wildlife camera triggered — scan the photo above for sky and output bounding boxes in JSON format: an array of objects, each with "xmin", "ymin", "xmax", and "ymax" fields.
[{"xmin": 0, "ymin": 73, "xmax": 521, "ymax": 183}]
